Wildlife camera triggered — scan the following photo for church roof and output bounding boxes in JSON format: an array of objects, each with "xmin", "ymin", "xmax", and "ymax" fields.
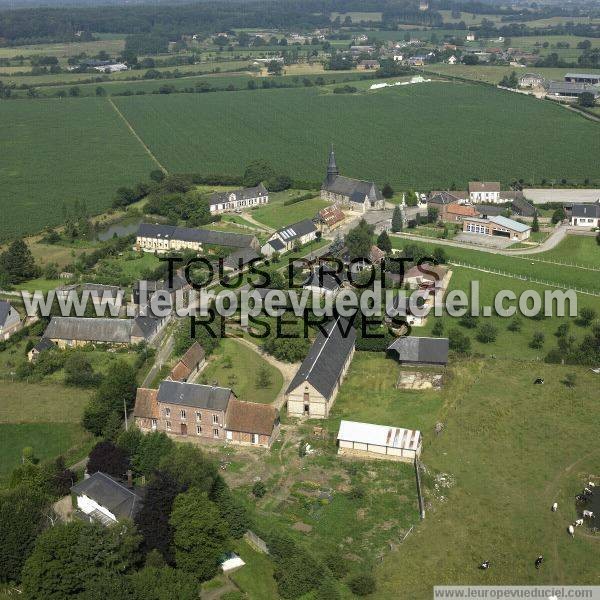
[{"xmin": 322, "ymin": 175, "xmax": 383, "ymax": 203}]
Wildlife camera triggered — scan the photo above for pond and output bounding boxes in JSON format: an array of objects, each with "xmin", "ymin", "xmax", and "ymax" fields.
[{"xmin": 96, "ymin": 218, "xmax": 142, "ymax": 241}]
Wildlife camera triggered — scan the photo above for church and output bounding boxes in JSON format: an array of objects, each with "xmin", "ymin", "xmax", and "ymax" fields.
[{"xmin": 320, "ymin": 148, "xmax": 385, "ymax": 212}]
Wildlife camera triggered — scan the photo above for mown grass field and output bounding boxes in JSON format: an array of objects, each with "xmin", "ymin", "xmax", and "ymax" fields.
[
  {"xmin": 374, "ymin": 360, "xmax": 600, "ymax": 596},
  {"xmin": 251, "ymin": 190, "xmax": 327, "ymax": 229},
  {"xmin": 200, "ymin": 338, "xmax": 283, "ymax": 404},
  {"xmin": 0, "ymin": 382, "xmax": 93, "ymax": 484},
  {"xmin": 113, "ymin": 82, "xmax": 600, "ymax": 191},
  {"xmin": 0, "ymin": 97, "xmax": 154, "ymax": 240}
]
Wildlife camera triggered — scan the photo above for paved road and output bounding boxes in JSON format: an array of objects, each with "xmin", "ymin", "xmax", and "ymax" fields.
[
  {"xmin": 142, "ymin": 333, "xmax": 174, "ymax": 387},
  {"xmin": 390, "ymin": 224, "xmax": 570, "ymax": 256}
]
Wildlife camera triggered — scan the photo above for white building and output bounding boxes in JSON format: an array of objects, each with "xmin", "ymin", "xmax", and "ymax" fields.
[
  {"xmin": 0, "ymin": 300, "xmax": 21, "ymax": 341},
  {"xmin": 209, "ymin": 184, "xmax": 269, "ymax": 214},
  {"xmin": 93, "ymin": 62, "xmax": 128, "ymax": 73},
  {"xmin": 261, "ymin": 219, "xmax": 318, "ymax": 257},
  {"xmin": 570, "ymin": 203, "xmax": 600, "ymax": 227},
  {"xmin": 469, "ymin": 181, "xmax": 501, "ymax": 203},
  {"xmin": 337, "ymin": 420, "xmax": 422, "ymax": 463}
]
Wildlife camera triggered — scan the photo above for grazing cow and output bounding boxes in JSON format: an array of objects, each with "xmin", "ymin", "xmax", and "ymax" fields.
[
  {"xmin": 534, "ymin": 378, "xmax": 544, "ymax": 385},
  {"xmin": 535, "ymin": 555, "xmax": 544, "ymax": 569},
  {"xmin": 584, "ymin": 487, "xmax": 592, "ymax": 495},
  {"xmin": 588, "ymin": 482, "xmax": 596, "ymax": 488},
  {"xmin": 576, "ymin": 494, "xmax": 588, "ymax": 503},
  {"xmin": 551, "ymin": 502, "xmax": 558, "ymax": 512},
  {"xmin": 568, "ymin": 525, "xmax": 575, "ymax": 538},
  {"xmin": 575, "ymin": 519, "xmax": 584, "ymax": 526},
  {"xmin": 479, "ymin": 560, "xmax": 490, "ymax": 570},
  {"xmin": 583, "ymin": 510, "xmax": 595, "ymax": 518}
]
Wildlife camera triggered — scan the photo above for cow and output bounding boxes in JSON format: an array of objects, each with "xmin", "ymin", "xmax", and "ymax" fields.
[
  {"xmin": 583, "ymin": 510, "xmax": 595, "ymax": 518},
  {"xmin": 575, "ymin": 519, "xmax": 584, "ymax": 527},
  {"xmin": 568, "ymin": 525, "xmax": 575, "ymax": 538},
  {"xmin": 551, "ymin": 502, "xmax": 558, "ymax": 512},
  {"xmin": 535, "ymin": 555, "xmax": 544, "ymax": 569},
  {"xmin": 479, "ymin": 560, "xmax": 490, "ymax": 570}
]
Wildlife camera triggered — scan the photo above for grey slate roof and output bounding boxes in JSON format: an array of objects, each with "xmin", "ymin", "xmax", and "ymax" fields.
[
  {"xmin": 547, "ymin": 81, "xmax": 600, "ymax": 96},
  {"xmin": 210, "ymin": 184, "xmax": 268, "ymax": 206},
  {"xmin": 286, "ymin": 317, "xmax": 355, "ymax": 400},
  {"xmin": 511, "ymin": 196, "xmax": 536, "ymax": 217},
  {"xmin": 223, "ymin": 247, "xmax": 261, "ymax": 270},
  {"xmin": 71, "ymin": 472, "xmax": 144, "ymax": 520},
  {"xmin": 0, "ymin": 301, "xmax": 12, "ymax": 327},
  {"xmin": 157, "ymin": 380, "xmax": 233, "ymax": 411},
  {"xmin": 477, "ymin": 205, "xmax": 505, "ymax": 217},
  {"xmin": 268, "ymin": 238, "xmax": 285, "ymax": 251},
  {"xmin": 131, "ymin": 316, "xmax": 162, "ymax": 339},
  {"xmin": 275, "ymin": 219, "xmax": 317, "ymax": 242},
  {"xmin": 572, "ymin": 203, "xmax": 600, "ymax": 218},
  {"xmin": 322, "ymin": 175, "xmax": 383, "ymax": 204},
  {"xmin": 303, "ymin": 267, "xmax": 343, "ymax": 292},
  {"xmin": 33, "ymin": 338, "xmax": 55, "ymax": 353},
  {"xmin": 387, "ymin": 336, "xmax": 449, "ymax": 365},
  {"xmin": 137, "ymin": 223, "xmax": 256, "ymax": 248}
]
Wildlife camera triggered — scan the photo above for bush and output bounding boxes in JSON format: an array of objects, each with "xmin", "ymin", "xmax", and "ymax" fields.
[
  {"xmin": 476, "ymin": 323, "xmax": 498, "ymax": 344},
  {"xmin": 349, "ymin": 573, "xmax": 377, "ymax": 596},
  {"xmin": 529, "ymin": 331, "xmax": 545, "ymax": 349},
  {"xmin": 507, "ymin": 317, "xmax": 522, "ymax": 332},
  {"xmin": 448, "ymin": 328, "xmax": 471, "ymax": 354},
  {"xmin": 252, "ymin": 481, "xmax": 266, "ymax": 498},
  {"xmin": 578, "ymin": 307, "xmax": 596, "ymax": 326},
  {"xmin": 459, "ymin": 314, "xmax": 478, "ymax": 329}
]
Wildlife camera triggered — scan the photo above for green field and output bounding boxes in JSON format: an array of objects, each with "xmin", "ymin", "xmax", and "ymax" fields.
[
  {"xmin": 374, "ymin": 360, "xmax": 600, "ymax": 596},
  {"xmin": 252, "ymin": 190, "xmax": 328, "ymax": 229},
  {"xmin": 200, "ymin": 338, "xmax": 283, "ymax": 404},
  {"xmin": 0, "ymin": 381, "xmax": 93, "ymax": 484},
  {"xmin": 0, "ymin": 97, "xmax": 154, "ymax": 240},
  {"xmin": 113, "ymin": 82, "xmax": 600, "ymax": 191}
]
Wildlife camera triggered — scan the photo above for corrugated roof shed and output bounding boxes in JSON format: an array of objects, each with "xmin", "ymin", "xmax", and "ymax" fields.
[{"xmin": 337, "ymin": 420, "xmax": 421, "ymax": 451}]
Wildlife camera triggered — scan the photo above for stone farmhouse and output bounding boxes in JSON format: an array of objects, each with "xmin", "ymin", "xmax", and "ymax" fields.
[
  {"xmin": 135, "ymin": 223, "xmax": 259, "ymax": 254},
  {"xmin": 0, "ymin": 300, "xmax": 21, "ymax": 341},
  {"xmin": 570, "ymin": 202, "xmax": 600, "ymax": 228},
  {"xmin": 320, "ymin": 148, "xmax": 385, "ymax": 213},
  {"xmin": 209, "ymin": 184, "xmax": 269, "ymax": 214},
  {"xmin": 261, "ymin": 219, "xmax": 318, "ymax": 257},
  {"xmin": 43, "ymin": 315, "xmax": 166, "ymax": 348},
  {"xmin": 134, "ymin": 380, "xmax": 280, "ymax": 448},
  {"xmin": 462, "ymin": 215, "xmax": 531, "ymax": 241},
  {"xmin": 286, "ymin": 317, "xmax": 355, "ymax": 419},
  {"xmin": 337, "ymin": 420, "xmax": 422, "ymax": 463}
]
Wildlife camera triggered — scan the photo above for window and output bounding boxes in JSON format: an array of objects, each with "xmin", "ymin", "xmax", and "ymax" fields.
[
  {"xmin": 213, "ymin": 428, "xmax": 219, "ymax": 438},
  {"xmin": 180, "ymin": 409, "xmax": 186, "ymax": 419},
  {"xmin": 212, "ymin": 414, "xmax": 219, "ymax": 424},
  {"xmin": 165, "ymin": 408, "xmax": 170, "ymax": 417},
  {"xmin": 196, "ymin": 411, "xmax": 201, "ymax": 422},
  {"xmin": 151, "ymin": 419, "xmax": 157, "ymax": 430},
  {"xmin": 252, "ymin": 434, "xmax": 259, "ymax": 445},
  {"xmin": 166, "ymin": 421, "xmax": 172, "ymax": 431},
  {"xmin": 196, "ymin": 426, "xmax": 202, "ymax": 435}
]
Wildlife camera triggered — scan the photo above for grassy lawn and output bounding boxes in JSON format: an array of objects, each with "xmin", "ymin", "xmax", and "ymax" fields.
[
  {"xmin": 374, "ymin": 360, "xmax": 600, "ymax": 596},
  {"xmin": 94, "ymin": 251, "xmax": 160, "ymax": 286},
  {"xmin": 390, "ymin": 235, "xmax": 600, "ymax": 292},
  {"xmin": 251, "ymin": 190, "xmax": 326, "ymax": 230},
  {"xmin": 199, "ymin": 338, "xmax": 283, "ymax": 404},
  {"xmin": 534, "ymin": 235, "xmax": 600, "ymax": 269},
  {"xmin": 229, "ymin": 539, "xmax": 278, "ymax": 600}
]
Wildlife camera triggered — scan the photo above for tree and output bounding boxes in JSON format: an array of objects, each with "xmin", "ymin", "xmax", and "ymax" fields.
[
  {"xmin": 129, "ymin": 566, "xmax": 199, "ymax": 600},
  {"xmin": 578, "ymin": 92, "xmax": 596, "ymax": 108},
  {"xmin": 87, "ymin": 441, "xmax": 130, "ymax": 478},
  {"xmin": 578, "ymin": 307, "xmax": 596, "ymax": 326},
  {"xmin": 252, "ymin": 481, "xmax": 266, "ymax": 498},
  {"xmin": 267, "ymin": 60, "xmax": 283, "ymax": 75},
  {"xmin": 427, "ymin": 206, "xmax": 439, "ymax": 224},
  {"xmin": 431, "ymin": 320, "xmax": 444, "ymax": 336},
  {"xmin": 531, "ymin": 211, "xmax": 540, "ymax": 233},
  {"xmin": 507, "ymin": 317, "xmax": 522, "ymax": 332},
  {"xmin": 150, "ymin": 169, "xmax": 165, "ymax": 183},
  {"xmin": 160, "ymin": 444, "xmax": 218, "ymax": 492},
  {"xmin": 448, "ymin": 328, "xmax": 471, "ymax": 354},
  {"xmin": 0, "ymin": 238, "xmax": 39, "ymax": 283},
  {"xmin": 132, "ymin": 432, "xmax": 174, "ymax": 478},
  {"xmin": 391, "ymin": 205, "xmax": 403, "ymax": 233},
  {"xmin": 563, "ymin": 372, "xmax": 577, "ymax": 388},
  {"xmin": 345, "ymin": 219, "xmax": 375, "ymax": 260},
  {"xmin": 376, "ymin": 230, "xmax": 392, "ymax": 254},
  {"xmin": 382, "ymin": 183, "xmax": 394, "ymax": 199},
  {"xmin": 349, "ymin": 573, "xmax": 377, "ymax": 596},
  {"xmin": 0, "ymin": 485, "xmax": 49, "ymax": 583},
  {"xmin": 134, "ymin": 471, "xmax": 184, "ymax": 562},
  {"xmin": 210, "ymin": 476, "xmax": 249, "ymax": 538},
  {"xmin": 499, "ymin": 71, "xmax": 518, "ymax": 88},
  {"xmin": 63, "ymin": 352, "xmax": 99, "ymax": 387},
  {"xmin": 255, "ymin": 364, "xmax": 272, "ymax": 387},
  {"xmin": 242, "ymin": 160, "xmax": 274, "ymax": 187},
  {"xmin": 529, "ymin": 331, "xmax": 545, "ymax": 349},
  {"xmin": 551, "ymin": 207, "xmax": 566, "ymax": 224},
  {"xmin": 462, "ymin": 54, "xmax": 479, "ymax": 65},
  {"xmin": 476, "ymin": 322, "xmax": 498, "ymax": 343},
  {"xmin": 170, "ymin": 489, "xmax": 230, "ymax": 581},
  {"xmin": 459, "ymin": 313, "xmax": 478, "ymax": 329},
  {"xmin": 95, "ymin": 86, "xmax": 106, "ymax": 96},
  {"xmin": 22, "ymin": 520, "xmax": 141, "ymax": 599}
]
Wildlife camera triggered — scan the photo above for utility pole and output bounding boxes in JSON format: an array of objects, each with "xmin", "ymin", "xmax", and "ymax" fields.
[{"xmin": 124, "ymin": 399, "xmax": 128, "ymax": 431}]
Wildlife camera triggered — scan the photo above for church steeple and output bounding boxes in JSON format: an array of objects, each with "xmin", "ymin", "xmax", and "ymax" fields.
[{"xmin": 326, "ymin": 144, "xmax": 339, "ymax": 182}]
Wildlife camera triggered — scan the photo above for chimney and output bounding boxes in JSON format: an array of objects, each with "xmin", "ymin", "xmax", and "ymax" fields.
[{"xmin": 127, "ymin": 469, "xmax": 133, "ymax": 488}]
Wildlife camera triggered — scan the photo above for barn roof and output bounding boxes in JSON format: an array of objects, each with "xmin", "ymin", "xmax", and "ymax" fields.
[
  {"xmin": 337, "ymin": 420, "xmax": 421, "ymax": 451},
  {"xmin": 286, "ymin": 317, "xmax": 355, "ymax": 400},
  {"xmin": 387, "ymin": 336, "xmax": 449, "ymax": 365},
  {"xmin": 223, "ymin": 248, "xmax": 261, "ymax": 270},
  {"xmin": 137, "ymin": 223, "xmax": 256, "ymax": 248},
  {"xmin": 225, "ymin": 399, "xmax": 278, "ymax": 436},
  {"xmin": 44, "ymin": 317, "xmax": 133, "ymax": 344}
]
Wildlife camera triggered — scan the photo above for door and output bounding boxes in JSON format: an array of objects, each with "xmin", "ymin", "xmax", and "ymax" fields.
[{"xmin": 181, "ymin": 423, "xmax": 187, "ymax": 435}]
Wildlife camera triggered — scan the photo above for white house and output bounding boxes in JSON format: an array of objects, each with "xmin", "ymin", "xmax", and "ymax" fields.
[
  {"xmin": 469, "ymin": 181, "xmax": 501, "ymax": 203},
  {"xmin": 71, "ymin": 471, "xmax": 144, "ymax": 526},
  {"xmin": 447, "ymin": 55, "xmax": 458, "ymax": 65},
  {"xmin": 570, "ymin": 203, "xmax": 600, "ymax": 228},
  {"xmin": 0, "ymin": 300, "xmax": 21, "ymax": 341},
  {"xmin": 337, "ymin": 420, "xmax": 422, "ymax": 463},
  {"xmin": 209, "ymin": 184, "xmax": 269, "ymax": 214}
]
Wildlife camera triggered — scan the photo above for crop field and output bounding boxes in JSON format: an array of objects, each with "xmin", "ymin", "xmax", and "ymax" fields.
[
  {"xmin": 113, "ymin": 82, "xmax": 600, "ymax": 191},
  {"xmin": 0, "ymin": 38, "xmax": 126, "ymax": 60},
  {"xmin": 0, "ymin": 97, "xmax": 154, "ymax": 240},
  {"xmin": 375, "ymin": 360, "xmax": 600, "ymax": 596}
]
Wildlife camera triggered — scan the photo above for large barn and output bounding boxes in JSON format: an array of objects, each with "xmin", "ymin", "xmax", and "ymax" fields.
[
  {"xmin": 387, "ymin": 336, "xmax": 449, "ymax": 366},
  {"xmin": 286, "ymin": 317, "xmax": 355, "ymax": 418}
]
